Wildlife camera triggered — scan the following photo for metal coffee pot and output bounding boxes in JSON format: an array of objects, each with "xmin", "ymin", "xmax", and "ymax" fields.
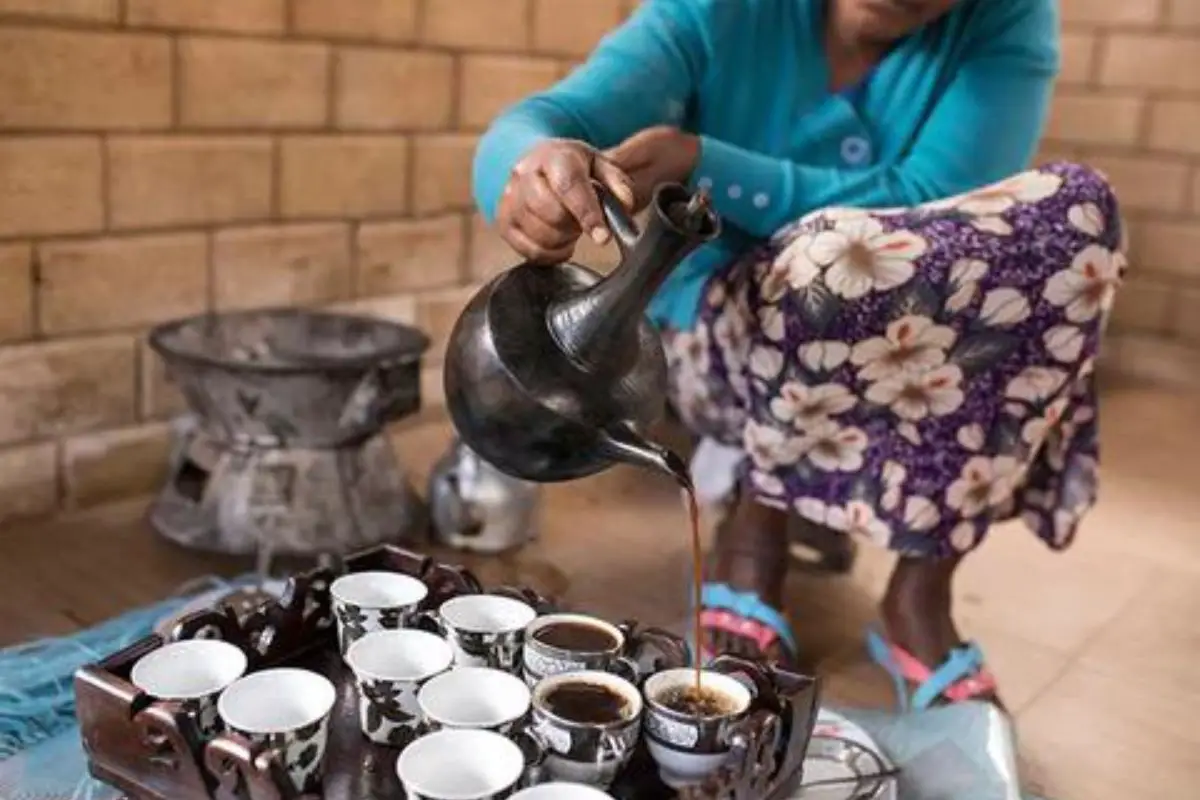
[
  {"xmin": 444, "ymin": 182, "xmax": 720, "ymax": 484},
  {"xmin": 427, "ymin": 437, "xmax": 539, "ymax": 554}
]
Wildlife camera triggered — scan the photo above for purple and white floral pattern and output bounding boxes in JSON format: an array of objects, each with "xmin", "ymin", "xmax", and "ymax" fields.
[{"xmin": 664, "ymin": 162, "xmax": 1123, "ymax": 558}]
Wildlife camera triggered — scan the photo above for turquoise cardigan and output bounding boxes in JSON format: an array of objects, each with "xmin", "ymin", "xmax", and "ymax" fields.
[{"xmin": 472, "ymin": 0, "xmax": 1060, "ymax": 331}]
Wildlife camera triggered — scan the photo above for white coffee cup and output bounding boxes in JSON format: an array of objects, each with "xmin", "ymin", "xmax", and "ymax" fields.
[
  {"xmin": 330, "ymin": 571, "xmax": 429, "ymax": 655},
  {"xmin": 130, "ymin": 640, "xmax": 247, "ymax": 736},
  {"xmin": 217, "ymin": 668, "xmax": 337, "ymax": 795},
  {"xmin": 511, "ymin": 783, "xmax": 614, "ymax": 799},
  {"xmin": 417, "ymin": 666, "xmax": 531, "ymax": 734},
  {"xmin": 345, "ymin": 629, "xmax": 453, "ymax": 747},
  {"xmin": 642, "ymin": 667, "xmax": 755, "ymax": 789},
  {"xmin": 397, "ymin": 728, "xmax": 528, "ymax": 800},
  {"xmin": 418, "ymin": 594, "xmax": 536, "ymax": 671}
]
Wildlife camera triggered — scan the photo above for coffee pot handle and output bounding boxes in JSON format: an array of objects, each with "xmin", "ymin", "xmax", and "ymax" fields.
[{"xmin": 590, "ymin": 179, "xmax": 640, "ymax": 256}]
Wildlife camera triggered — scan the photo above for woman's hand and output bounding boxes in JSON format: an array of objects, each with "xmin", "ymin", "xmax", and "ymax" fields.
[
  {"xmin": 603, "ymin": 126, "xmax": 701, "ymax": 212},
  {"xmin": 497, "ymin": 139, "xmax": 635, "ymax": 264}
]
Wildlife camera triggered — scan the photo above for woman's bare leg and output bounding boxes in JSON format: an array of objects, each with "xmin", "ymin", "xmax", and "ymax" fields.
[
  {"xmin": 880, "ymin": 554, "xmax": 1002, "ymax": 706},
  {"xmin": 704, "ymin": 492, "xmax": 791, "ymax": 661}
]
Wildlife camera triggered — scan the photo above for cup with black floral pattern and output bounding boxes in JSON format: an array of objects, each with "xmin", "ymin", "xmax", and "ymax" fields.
[
  {"xmin": 345, "ymin": 629, "xmax": 454, "ymax": 748},
  {"xmin": 330, "ymin": 571, "xmax": 429, "ymax": 657},
  {"xmin": 417, "ymin": 666, "xmax": 532, "ymax": 735},
  {"xmin": 414, "ymin": 593, "xmax": 536, "ymax": 672},
  {"xmin": 217, "ymin": 668, "xmax": 337, "ymax": 795},
  {"xmin": 130, "ymin": 639, "xmax": 247, "ymax": 737},
  {"xmin": 397, "ymin": 729, "xmax": 530, "ymax": 800}
]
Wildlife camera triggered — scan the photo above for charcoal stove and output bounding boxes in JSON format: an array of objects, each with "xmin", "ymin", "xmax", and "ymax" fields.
[{"xmin": 147, "ymin": 308, "xmax": 430, "ymax": 566}]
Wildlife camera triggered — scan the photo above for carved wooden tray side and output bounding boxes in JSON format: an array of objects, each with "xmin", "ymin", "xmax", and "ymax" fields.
[{"xmin": 74, "ymin": 544, "xmax": 819, "ymax": 800}]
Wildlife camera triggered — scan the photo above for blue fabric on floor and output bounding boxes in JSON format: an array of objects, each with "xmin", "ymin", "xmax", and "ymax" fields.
[
  {"xmin": 0, "ymin": 575, "xmax": 267, "ymax": 798},
  {"xmin": 0, "ymin": 727, "xmax": 119, "ymax": 800},
  {"xmin": 0, "ymin": 576, "xmax": 254, "ymax": 761},
  {"xmin": 837, "ymin": 703, "xmax": 1047, "ymax": 800}
]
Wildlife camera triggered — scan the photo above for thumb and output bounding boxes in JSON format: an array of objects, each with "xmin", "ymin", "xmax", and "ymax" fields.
[{"xmin": 592, "ymin": 156, "xmax": 636, "ymax": 211}]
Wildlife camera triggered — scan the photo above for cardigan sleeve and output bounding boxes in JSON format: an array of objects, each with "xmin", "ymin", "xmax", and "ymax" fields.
[
  {"xmin": 693, "ymin": 0, "xmax": 1061, "ymax": 237},
  {"xmin": 471, "ymin": 0, "xmax": 717, "ymax": 222}
]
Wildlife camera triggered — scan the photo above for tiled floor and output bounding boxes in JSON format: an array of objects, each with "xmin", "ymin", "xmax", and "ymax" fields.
[{"xmin": 2, "ymin": 383, "xmax": 1197, "ymax": 799}]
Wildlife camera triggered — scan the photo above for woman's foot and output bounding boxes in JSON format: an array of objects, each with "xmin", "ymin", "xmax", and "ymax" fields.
[
  {"xmin": 700, "ymin": 493, "xmax": 794, "ymax": 664},
  {"xmin": 878, "ymin": 556, "xmax": 1003, "ymax": 709}
]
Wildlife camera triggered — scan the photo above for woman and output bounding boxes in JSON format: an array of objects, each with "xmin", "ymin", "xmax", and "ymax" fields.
[{"xmin": 472, "ymin": 0, "xmax": 1122, "ymax": 709}]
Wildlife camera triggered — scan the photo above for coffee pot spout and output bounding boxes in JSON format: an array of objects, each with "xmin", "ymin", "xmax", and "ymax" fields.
[{"xmin": 598, "ymin": 422, "xmax": 692, "ymax": 489}]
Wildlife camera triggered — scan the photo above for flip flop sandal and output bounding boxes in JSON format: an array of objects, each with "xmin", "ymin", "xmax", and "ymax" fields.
[
  {"xmin": 695, "ymin": 582, "xmax": 799, "ymax": 667},
  {"xmin": 692, "ymin": 494, "xmax": 798, "ymax": 666},
  {"xmin": 865, "ymin": 627, "xmax": 998, "ymax": 712}
]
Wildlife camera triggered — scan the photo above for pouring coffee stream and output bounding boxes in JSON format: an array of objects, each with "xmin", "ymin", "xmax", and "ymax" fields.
[{"xmin": 445, "ymin": 181, "xmax": 720, "ymax": 680}]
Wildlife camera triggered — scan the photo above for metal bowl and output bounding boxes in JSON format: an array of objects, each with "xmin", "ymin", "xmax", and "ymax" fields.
[{"xmin": 149, "ymin": 308, "xmax": 429, "ymax": 445}]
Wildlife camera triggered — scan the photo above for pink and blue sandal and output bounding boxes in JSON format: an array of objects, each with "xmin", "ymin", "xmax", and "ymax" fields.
[
  {"xmin": 866, "ymin": 628, "xmax": 998, "ymax": 711},
  {"xmin": 695, "ymin": 582, "xmax": 799, "ymax": 665}
]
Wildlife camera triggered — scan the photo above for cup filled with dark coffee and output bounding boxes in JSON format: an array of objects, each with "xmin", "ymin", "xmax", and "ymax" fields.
[
  {"xmin": 642, "ymin": 659, "xmax": 780, "ymax": 789},
  {"xmin": 522, "ymin": 613, "xmax": 685, "ymax": 686},
  {"xmin": 528, "ymin": 670, "xmax": 643, "ymax": 788}
]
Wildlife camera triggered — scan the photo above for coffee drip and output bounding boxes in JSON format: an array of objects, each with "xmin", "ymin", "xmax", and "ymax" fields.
[{"xmin": 444, "ymin": 181, "xmax": 720, "ymax": 689}]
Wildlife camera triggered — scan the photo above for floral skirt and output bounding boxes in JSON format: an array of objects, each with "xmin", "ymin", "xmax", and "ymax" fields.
[{"xmin": 663, "ymin": 162, "xmax": 1124, "ymax": 558}]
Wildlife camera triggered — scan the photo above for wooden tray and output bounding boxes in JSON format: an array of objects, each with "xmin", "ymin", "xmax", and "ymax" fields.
[{"xmin": 74, "ymin": 545, "xmax": 820, "ymax": 799}]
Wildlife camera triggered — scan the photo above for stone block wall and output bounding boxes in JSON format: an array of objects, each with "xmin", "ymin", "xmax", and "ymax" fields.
[
  {"xmin": 0, "ymin": 0, "xmax": 630, "ymax": 522},
  {"xmin": 0, "ymin": 0, "xmax": 1197, "ymax": 522},
  {"xmin": 1044, "ymin": 0, "xmax": 1200, "ymax": 386}
]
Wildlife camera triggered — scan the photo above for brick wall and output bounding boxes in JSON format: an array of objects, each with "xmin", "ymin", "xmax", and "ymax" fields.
[
  {"xmin": 0, "ymin": 0, "xmax": 631, "ymax": 522},
  {"xmin": 1043, "ymin": 0, "xmax": 1200, "ymax": 386},
  {"xmin": 1, "ymin": 0, "xmax": 1197, "ymax": 523}
]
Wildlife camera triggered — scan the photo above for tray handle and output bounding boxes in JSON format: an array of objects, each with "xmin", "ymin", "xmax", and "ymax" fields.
[
  {"xmin": 680, "ymin": 709, "xmax": 783, "ymax": 800},
  {"xmin": 170, "ymin": 607, "xmax": 243, "ymax": 643},
  {"xmin": 616, "ymin": 620, "xmax": 689, "ymax": 681},
  {"xmin": 708, "ymin": 654, "xmax": 785, "ymax": 717},
  {"xmin": 421, "ymin": 561, "xmax": 484, "ymax": 608},
  {"xmin": 206, "ymin": 732, "xmax": 295, "ymax": 800},
  {"xmin": 493, "ymin": 585, "xmax": 556, "ymax": 614}
]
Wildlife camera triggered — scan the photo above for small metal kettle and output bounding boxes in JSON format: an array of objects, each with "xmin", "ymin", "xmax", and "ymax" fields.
[
  {"xmin": 444, "ymin": 182, "xmax": 720, "ymax": 484},
  {"xmin": 427, "ymin": 437, "xmax": 539, "ymax": 554}
]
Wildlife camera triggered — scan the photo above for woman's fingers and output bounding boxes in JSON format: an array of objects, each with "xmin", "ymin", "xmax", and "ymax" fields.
[
  {"xmin": 522, "ymin": 171, "xmax": 578, "ymax": 233},
  {"xmin": 541, "ymin": 148, "xmax": 610, "ymax": 245},
  {"xmin": 504, "ymin": 223, "xmax": 575, "ymax": 264},
  {"xmin": 513, "ymin": 202, "xmax": 577, "ymax": 254},
  {"xmin": 498, "ymin": 138, "xmax": 636, "ymax": 262},
  {"xmin": 592, "ymin": 156, "xmax": 636, "ymax": 211}
]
